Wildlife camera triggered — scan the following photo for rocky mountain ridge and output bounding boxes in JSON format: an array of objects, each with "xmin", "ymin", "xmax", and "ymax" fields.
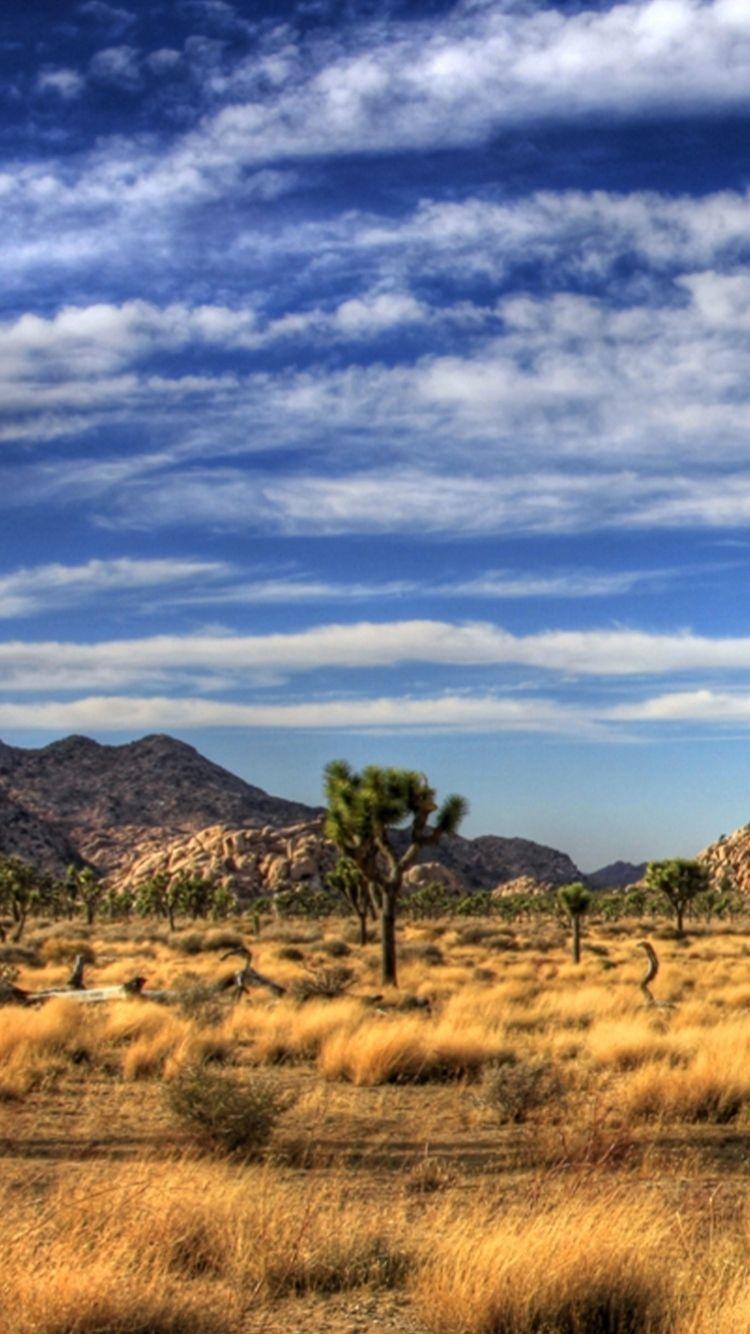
[{"xmin": 0, "ymin": 733, "xmax": 586, "ymax": 893}]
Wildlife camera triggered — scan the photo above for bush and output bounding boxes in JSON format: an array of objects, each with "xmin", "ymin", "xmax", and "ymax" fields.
[
  {"xmin": 482, "ymin": 1057, "xmax": 562, "ymax": 1124},
  {"xmin": 320, "ymin": 938, "xmax": 351, "ymax": 958},
  {"xmin": 172, "ymin": 932, "xmax": 206, "ymax": 955},
  {"xmin": 165, "ymin": 1065, "xmax": 290, "ymax": 1157},
  {"xmin": 291, "ymin": 965, "xmax": 355, "ymax": 1001},
  {"xmin": 276, "ymin": 945, "xmax": 305, "ymax": 962}
]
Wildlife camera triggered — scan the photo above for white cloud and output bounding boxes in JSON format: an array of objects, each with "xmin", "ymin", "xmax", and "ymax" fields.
[
  {"xmin": 88, "ymin": 45, "xmax": 142, "ymax": 89},
  {"xmin": 0, "ymin": 557, "xmax": 229, "ymax": 618},
  {"xmin": 9, "ymin": 619, "xmax": 750, "ymax": 693},
  {"xmin": 185, "ymin": 0, "xmax": 750, "ymax": 168},
  {"xmin": 0, "ymin": 692, "xmax": 595, "ymax": 735},
  {"xmin": 35, "ymin": 69, "xmax": 85, "ymax": 100}
]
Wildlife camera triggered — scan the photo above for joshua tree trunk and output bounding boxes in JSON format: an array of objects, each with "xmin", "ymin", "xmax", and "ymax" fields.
[
  {"xmin": 380, "ymin": 894, "xmax": 398, "ymax": 987},
  {"xmin": 571, "ymin": 914, "xmax": 581, "ymax": 964},
  {"xmin": 356, "ymin": 907, "xmax": 369, "ymax": 946},
  {"xmin": 11, "ymin": 904, "xmax": 26, "ymax": 943}
]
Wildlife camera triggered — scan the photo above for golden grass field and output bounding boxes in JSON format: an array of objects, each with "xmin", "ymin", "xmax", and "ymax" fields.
[{"xmin": 5, "ymin": 911, "xmax": 750, "ymax": 1331}]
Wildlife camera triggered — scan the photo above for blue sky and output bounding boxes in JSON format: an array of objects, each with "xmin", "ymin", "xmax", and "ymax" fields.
[{"xmin": 7, "ymin": 0, "xmax": 750, "ymax": 868}]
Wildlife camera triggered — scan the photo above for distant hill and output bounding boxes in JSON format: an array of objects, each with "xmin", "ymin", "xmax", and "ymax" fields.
[
  {"xmin": 587, "ymin": 860, "xmax": 648, "ymax": 889},
  {"xmin": 437, "ymin": 833, "xmax": 582, "ymax": 890},
  {"xmin": 0, "ymin": 733, "xmax": 586, "ymax": 890},
  {"xmin": 0, "ymin": 734, "xmax": 318, "ymax": 876}
]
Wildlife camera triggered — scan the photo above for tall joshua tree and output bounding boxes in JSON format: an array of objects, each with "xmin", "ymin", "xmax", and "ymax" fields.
[
  {"xmin": 558, "ymin": 881, "xmax": 591, "ymax": 964},
  {"xmin": 323, "ymin": 761, "xmax": 467, "ymax": 986}
]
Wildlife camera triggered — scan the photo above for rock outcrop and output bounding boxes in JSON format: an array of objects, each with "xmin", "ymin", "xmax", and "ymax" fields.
[
  {"xmin": 491, "ymin": 875, "xmax": 558, "ymax": 898},
  {"xmin": 114, "ymin": 817, "xmax": 335, "ymax": 899},
  {"xmin": 699, "ymin": 825, "xmax": 750, "ymax": 895},
  {"xmin": 402, "ymin": 861, "xmax": 466, "ymax": 896}
]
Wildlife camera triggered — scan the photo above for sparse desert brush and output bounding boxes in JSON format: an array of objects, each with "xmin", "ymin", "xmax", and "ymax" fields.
[
  {"xmin": 38, "ymin": 936, "xmax": 96, "ymax": 965},
  {"xmin": 317, "ymin": 1011, "xmax": 506, "ymax": 1084},
  {"xmin": 290, "ymin": 963, "xmax": 355, "ymax": 1001},
  {"xmin": 412, "ymin": 1188, "xmax": 677, "ymax": 1333},
  {"xmin": 0, "ymin": 1157, "xmax": 412, "ymax": 1303},
  {"xmin": 0, "ymin": 996, "xmax": 95, "ymax": 1072},
  {"xmin": 224, "ymin": 994, "xmax": 364, "ymax": 1063},
  {"xmin": 618, "ymin": 1041, "xmax": 750, "ymax": 1124},
  {"xmin": 482, "ymin": 1056, "xmax": 563, "ymax": 1124},
  {"xmin": 165, "ymin": 1063, "xmax": 292, "ymax": 1155},
  {"xmin": 585, "ymin": 1017, "xmax": 676, "ymax": 1070}
]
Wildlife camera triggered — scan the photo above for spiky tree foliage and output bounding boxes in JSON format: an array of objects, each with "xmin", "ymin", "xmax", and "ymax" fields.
[
  {"xmin": 326, "ymin": 856, "xmax": 373, "ymax": 944},
  {"xmin": 0, "ymin": 855, "xmax": 42, "ymax": 941},
  {"xmin": 557, "ymin": 881, "xmax": 592, "ymax": 964},
  {"xmin": 644, "ymin": 858, "xmax": 709, "ymax": 937},
  {"xmin": 323, "ymin": 761, "xmax": 467, "ymax": 986},
  {"xmin": 65, "ymin": 865, "xmax": 103, "ymax": 926},
  {"xmin": 135, "ymin": 870, "xmax": 181, "ymax": 930}
]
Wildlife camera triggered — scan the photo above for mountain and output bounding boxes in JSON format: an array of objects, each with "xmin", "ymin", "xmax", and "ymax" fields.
[
  {"xmin": 587, "ymin": 861, "xmax": 648, "ymax": 889},
  {"xmin": 436, "ymin": 833, "xmax": 582, "ymax": 890},
  {"xmin": 0, "ymin": 733, "xmax": 586, "ymax": 891},
  {"xmin": 0, "ymin": 734, "xmax": 318, "ymax": 876}
]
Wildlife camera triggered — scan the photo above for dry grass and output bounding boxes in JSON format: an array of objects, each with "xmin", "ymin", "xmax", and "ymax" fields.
[
  {"xmin": 8, "ymin": 914, "xmax": 750, "ymax": 1329},
  {"xmin": 412, "ymin": 1187, "xmax": 677, "ymax": 1333}
]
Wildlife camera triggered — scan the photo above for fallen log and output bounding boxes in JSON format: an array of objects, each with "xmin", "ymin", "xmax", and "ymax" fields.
[
  {"xmin": 0, "ymin": 976, "xmax": 147, "ymax": 1006},
  {"xmin": 220, "ymin": 947, "xmax": 287, "ymax": 998}
]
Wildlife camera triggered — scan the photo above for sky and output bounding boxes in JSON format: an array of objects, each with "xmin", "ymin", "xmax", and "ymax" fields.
[{"xmin": 7, "ymin": 0, "xmax": 750, "ymax": 869}]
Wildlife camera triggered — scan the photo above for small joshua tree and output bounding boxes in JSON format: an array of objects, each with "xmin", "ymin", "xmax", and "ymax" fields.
[
  {"xmin": 558, "ymin": 881, "xmax": 591, "ymax": 964},
  {"xmin": 644, "ymin": 858, "xmax": 709, "ymax": 937},
  {"xmin": 326, "ymin": 856, "xmax": 372, "ymax": 945}
]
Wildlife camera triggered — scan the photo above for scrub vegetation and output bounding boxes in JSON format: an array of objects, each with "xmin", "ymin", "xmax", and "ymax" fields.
[{"xmin": 6, "ymin": 908, "xmax": 750, "ymax": 1331}]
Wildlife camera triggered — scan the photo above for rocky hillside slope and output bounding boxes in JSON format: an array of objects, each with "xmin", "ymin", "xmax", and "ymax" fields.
[{"xmin": 0, "ymin": 732, "xmax": 586, "ymax": 892}]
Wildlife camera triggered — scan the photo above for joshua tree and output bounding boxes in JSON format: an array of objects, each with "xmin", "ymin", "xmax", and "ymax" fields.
[
  {"xmin": 65, "ymin": 865, "xmax": 103, "ymax": 926},
  {"xmin": 326, "ymin": 856, "xmax": 373, "ymax": 945},
  {"xmin": 323, "ymin": 761, "xmax": 467, "ymax": 986},
  {"xmin": 644, "ymin": 858, "xmax": 709, "ymax": 937},
  {"xmin": 135, "ymin": 870, "xmax": 181, "ymax": 930},
  {"xmin": 557, "ymin": 881, "xmax": 591, "ymax": 964},
  {"xmin": 0, "ymin": 855, "xmax": 41, "ymax": 941}
]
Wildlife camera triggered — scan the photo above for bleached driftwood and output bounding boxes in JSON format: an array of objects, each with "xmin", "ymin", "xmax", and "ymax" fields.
[
  {"xmin": 0, "ymin": 943, "xmax": 287, "ymax": 1007},
  {"xmin": 637, "ymin": 940, "xmax": 676, "ymax": 1009},
  {"xmin": 0, "ymin": 974, "xmax": 148, "ymax": 1006},
  {"xmin": 220, "ymin": 946, "xmax": 287, "ymax": 998}
]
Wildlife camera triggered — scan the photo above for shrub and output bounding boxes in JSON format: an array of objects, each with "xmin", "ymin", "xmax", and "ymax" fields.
[
  {"xmin": 165, "ymin": 1064, "xmax": 290, "ymax": 1157},
  {"xmin": 482, "ymin": 1057, "xmax": 562, "ymax": 1124},
  {"xmin": 38, "ymin": 938, "xmax": 95, "ymax": 965},
  {"xmin": 172, "ymin": 932, "xmax": 206, "ymax": 955},
  {"xmin": 320, "ymin": 938, "xmax": 351, "ymax": 958},
  {"xmin": 276, "ymin": 945, "xmax": 305, "ymax": 962},
  {"xmin": 290, "ymin": 965, "xmax": 355, "ymax": 1001}
]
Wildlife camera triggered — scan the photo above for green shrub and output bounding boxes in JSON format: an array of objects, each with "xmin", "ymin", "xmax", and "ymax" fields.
[{"xmin": 166, "ymin": 1065, "xmax": 290, "ymax": 1157}]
